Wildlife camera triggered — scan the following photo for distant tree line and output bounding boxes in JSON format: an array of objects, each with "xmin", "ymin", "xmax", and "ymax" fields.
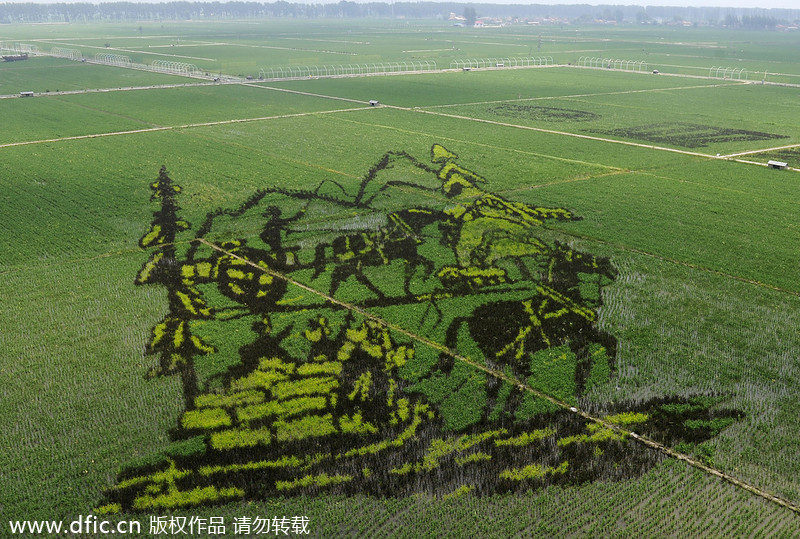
[
  {"xmin": 723, "ymin": 14, "xmax": 785, "ymax": 29},
  {"xmin": 0, "ymin": 1, "xmax": 798, "ymax": 26}
]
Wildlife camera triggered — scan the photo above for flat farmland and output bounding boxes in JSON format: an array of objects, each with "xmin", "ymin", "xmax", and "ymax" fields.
[
  {"xmin": 2, "ymin": 20, "xmax": 800, "ymax": 537},
  {"xmin": 263, "ymin": 67, "xmax": 723, "ymax": 106},
  {"xmin": 0, "ymin": 56, "xmax": 190, "ymax": 95},
  {"xmin": 0, "ymin": 80, "xmax": 369, "ymax": 144}
]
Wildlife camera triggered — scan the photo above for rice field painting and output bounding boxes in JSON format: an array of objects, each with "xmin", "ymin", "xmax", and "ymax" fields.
[
  {"xmin": 5, "ymin": 18, "xmax": 800, "ymax": 535},
  {"xmin": 98, "ymin": 145, "xmax": 742, "ymax": 513}
]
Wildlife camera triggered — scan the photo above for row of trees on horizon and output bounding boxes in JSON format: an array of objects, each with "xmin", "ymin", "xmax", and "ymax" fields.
[{"xmin": 1, "ymin": 1, "xmax": 798, "ymax": 27}]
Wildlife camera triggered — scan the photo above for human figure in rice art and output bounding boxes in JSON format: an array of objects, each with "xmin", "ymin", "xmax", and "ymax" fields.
[{"xmin": 98, "ymin": 145, "xmax": 742, "ymax": 514}]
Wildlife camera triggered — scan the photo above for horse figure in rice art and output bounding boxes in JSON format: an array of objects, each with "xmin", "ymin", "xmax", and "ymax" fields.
[{"xmin": 98, "ymin": 145, "xmax": 742, "ymax": 514}]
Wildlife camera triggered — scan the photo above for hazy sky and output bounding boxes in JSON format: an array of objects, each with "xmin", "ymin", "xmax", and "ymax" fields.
[
  {"xmin": 544, "ymin": 0, "xmax": 800, "ymax": 8},
  {"xmin": 455, "ymin": 0, "xmax": 797, "ymax": 8},
  {"xmin": 428, "ymin": 0, "xmax": 799, "ymax": 8},
  {"xmin": 16, "ymin": 0, "xmax": 800, "ymax": 10}
]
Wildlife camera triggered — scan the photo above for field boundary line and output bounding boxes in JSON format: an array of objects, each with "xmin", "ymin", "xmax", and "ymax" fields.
[
  {"xmin": 723, "ymin": 143, "xmax": 800, "ymax": 158},
  {"xmin": 731, "ymin": 158, "xmax": 800, "ymax": 172},
  {"xmin": 501, "ymin": 169, "xmax": 633, "ymax": 194},
  {"xmin": 0, "ymin": 246, "xmax": 150, "ymax": 277},
  {"xmin": 333, "ymin": 115, "xmax": 624, "ymax": 172},
  {"xmin": 246, "ymin": 83, "xmax": 370, "ymax": 105},
  {"xmin": 32, "ymin": 37, "xmax": 218, "ymax": 61},
  {"xmin": 0, "ymin": 82, "xmax": 218, "ymax": 100},
  {"xmin": 0, "ymin": 126, "xmax": 172, "ymax": 148},
  {"xmin": 0, "ymin": 106, "xmax": 373, "ymax": 149},
  {"xmin": 422, "ymin": 82, "xmax": 735, "ymax": 109},
  {"xmin": 635, "ymin": 169, "xmax": 800, "ymax": 206},
  {"xmin": 542, "ymin": 226, "xmax": 800, "ymax": 299},
  {"xmin": 176, "ymin": 106, "xmax": 373, "ymax": 129},
  {"xmin": 206, "ymin": 41, "xmax": 357, "ymax": 56},
  {"xmin": 198, "ymin": 237, "xmax": 800, "ymax": 516},
  {"xmin": 391, "ymin": 104, "xmax": 800, "ymax": 172},
  {"xmin": 391, "ymin": 106, "xmax": 715, "ymax": 159}
]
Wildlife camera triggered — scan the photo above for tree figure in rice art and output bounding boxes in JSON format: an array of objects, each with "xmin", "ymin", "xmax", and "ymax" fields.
[{"xmin": 99, "ymin": 145, "xmax": 742, "ymax": 513}]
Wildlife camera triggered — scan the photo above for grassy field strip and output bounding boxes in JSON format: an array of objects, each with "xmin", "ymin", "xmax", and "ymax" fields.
[
  {"xmin": 733, "ymin": 158, "xmax": 800, "ymax": 172},
  {"xmin": 148, "ymin": 42, "xmax": 228, "ymax": 49},
  {"xmin": 50, "ymin": 94, "xmax": 165, "ymax": 128},
  {"xmin": 0, "ymin": 81, "xmax": 218, "ymax": 100},
  {"xmin": 402, "ymin": 48, "xmax": 456, "ymax": 53},
  {"xmin": 0, "ymin": 245, "xmax": 148, "ymax": 278},
  {"xmin": 440, "ymin": 39, "xmax": 530, "ymax": 48},
  {"xmin": 0, "ymin": 106, "xmax": 373, "ymax": 149},
  {"xmin": 163, "ymin": 106, "xmax": 375, "ymax": 131},
  {"xmin": 199, "ymin": 237, "xmax": 800, "ymax": 517},
  {"xmin": 723, "ymin": 142, "xmax": 800, "ymax": 159},
  {"xmin": 422, "ymin": 81, "xmax": 736, "ymax": 109},
  {"xmin": 500, "ymin": 169, "xmax": 633, "ymax": 194},
  {"xmin": 636, "ymin": 169, "xmax": 800, "ymax": 202},
  {"xmin": 171, "ymin": 124, "xmax": 362, "ymax": 181},
  {"xmin": 0, "ymin": 126, "xmax": 171, "ymax": 148},
  {"xmin": 278, "ymin": 37, "xmax": 370, "ymax": 45},
  {"xmin": 247, "ymin": 82, "xmax": 376, "ymax": 105},
  {"xmin": 207, "ymin": 41, "xmax": 358, "ymax": 55},
  {"xmin": 32, "ymin": 39, "xmax": 218, "ymax": 61},
  {"xmin": 390, "ymin": 106, "xmax": 717, "ymax": 160},
  {"xmin": 333, "ymin": 115, "xmax": 624, "ymax": 172},
  {"xmin": 543, "ymin": 224, "xmax": 800, "ymax": 299}
]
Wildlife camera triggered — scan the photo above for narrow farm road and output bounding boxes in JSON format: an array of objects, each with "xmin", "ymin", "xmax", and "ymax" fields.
[{"xmin": 0, "ymin": 106, "xmax": 373, "ymax": 149}]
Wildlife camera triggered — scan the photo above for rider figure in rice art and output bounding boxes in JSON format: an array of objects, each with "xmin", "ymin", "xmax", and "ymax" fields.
[{"xmin": 99, "ymin": 145, "xmax": 741, "ymax": 513}]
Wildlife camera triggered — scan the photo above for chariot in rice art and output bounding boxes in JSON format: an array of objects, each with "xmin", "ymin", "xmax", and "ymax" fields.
[{"xmin": 99, "ymin": 145, "xmax": 741, "ymax": 513}]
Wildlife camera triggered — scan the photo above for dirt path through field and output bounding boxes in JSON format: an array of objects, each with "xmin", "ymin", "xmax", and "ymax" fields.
[
  {"xmin": 394, "ymin": 106, "xmax": 717, "ymax": 158},
  {"xmin": 6, "ymin": 79, "xmax": 797, "ymax": 173},
  {"xmin": 0, "ymin": 106, "xmax": 372, "ymax": 149},
  {"xmin": 723, "ymin": 142, "xmax": 800, "ymax": 158},
  {"xmin": 246, "ymin": 82, "xmax": 370, "ymax": 104},
  {"xmin": 422, "ymin": 81, "xmax": 736, "ymax": 109},
  {"xmin": 242, "ymin": 83, "xmax": 761, "ymax": 163},
  {"xmin": 242, "ymin": 83, "xmax": 728, "ymax": 161},
  {"xmin": 0, "ymin": 81, "xmax": 218, "ymax": 99}
]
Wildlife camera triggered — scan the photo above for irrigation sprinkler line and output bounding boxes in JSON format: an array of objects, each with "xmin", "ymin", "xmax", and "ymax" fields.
[{"xmin": 199, "ymin": 237, "xmax": 800, "ymax": 516}]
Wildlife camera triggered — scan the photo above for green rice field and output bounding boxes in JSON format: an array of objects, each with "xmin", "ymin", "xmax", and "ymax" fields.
[{"xmin": 2, "ymin": 19, "xmax": 800, "ymax": 537}]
